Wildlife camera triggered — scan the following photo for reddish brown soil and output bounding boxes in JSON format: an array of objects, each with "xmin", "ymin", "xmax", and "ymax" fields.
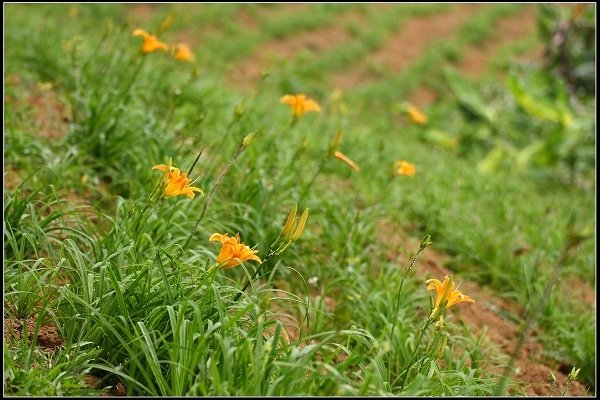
[
  {"xmin": 3, "ymin": 168, "xmax": 22, "ymax": 191},
  {"xmin": 330, "ymin": 4, "xmax": 483, "ymax": 91},
  {"xmin": 265, "ymin": 288, "xmax": 303, "ymax": 344},
  {"xmin": 565, "ymin": 276, "xmax": 596, "ymax": 308},
  {"xmin": 5, "ymin": 75, "xmax": 70, "ymax": 140},
  {"xmin": 408, "ymin": 5, "xmax": 542, "ymax": 108},
  {"xmin": 4, "ymin": 77, "xmax": 70, "ymax": 191},
  {"xmin": 409, "ymin": 87, "xmax": 438, "ymax": 109},
  {"xmin": 28, "ymin": 85, "xmax": 70, "ymax": 139},
  {"xmin": 4, "ymin": 317, "xmax": 64, "ymax": 350},
  {"xmin": 85, "ymin": 374, "xmax": 127, "ymax": 396},
  {"xmin": 126, "ymin": 3, "xmax": 159, "ymax": 26},
  {"xmin": 455, "ymin": 5, "xmax": 539, "ymax": 78},
  {"xmin": 236, "ymin": 7, "xmax": 259, "ymax": 30},
  {"xmin": 234, "ymin": 4, "xmax": 311, "ymax": 31},
  {"xmin": 228, "ymin": 7, "xmax": 368, "ymax": 91},
  {"xmin": 378, "ymin": 220, "xmax": 590, "ymax": 396}
]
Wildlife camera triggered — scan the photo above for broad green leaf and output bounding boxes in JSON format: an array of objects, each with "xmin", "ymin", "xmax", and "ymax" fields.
[{"xmin": 444, "ymin": 67, "xmax": 496, "ymax": 125}]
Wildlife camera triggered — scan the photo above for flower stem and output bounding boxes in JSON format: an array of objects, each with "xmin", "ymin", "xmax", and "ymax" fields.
[
  {"xmin": 182, "ymin": 141, "xmax": 248, "ymax": 251},
  {"xmin": 299, "ymin": 150, "xmax": 330, "ymax": 203},
  {"xmin": 388, "ymin": 236, "xmax": 431, "ymax": 384},
  {"xmin": 232, "ymin": 247, "xmax": 278, "ymax": 302},
  {"xmin": 397, "ymin": 318, "xmax": 435, "ymax": 391}
]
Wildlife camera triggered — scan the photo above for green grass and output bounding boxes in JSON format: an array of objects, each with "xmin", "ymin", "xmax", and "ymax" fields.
[{"xmin": 3, "ymin": 3, "xmax": 595, "ymax": 396}]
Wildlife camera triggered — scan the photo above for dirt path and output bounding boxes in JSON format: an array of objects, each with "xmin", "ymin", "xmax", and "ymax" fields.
[
  {"xmin": 330, "ymin": 4, "xmax": 483, "ymax": 91},
  {"xmin": 221, "ymin": 4, "xmax": 543, "ymax": 109},
  {"xmin": 454, "ymin": 5, "xmax": 540, "ymax": 79},
  {"xmin": 409, "ymin": 5, "xmax": 542, "ymax": 108},
  {"xmin": 227, "ymin": 6, "xmax": 371, "ymax": 91},
  {"xmin": 5, "ymin": 75, "xmax": 70, "ymax": 140}
]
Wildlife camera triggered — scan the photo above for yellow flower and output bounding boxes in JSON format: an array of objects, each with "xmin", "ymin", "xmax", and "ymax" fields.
[
  {"xmin": 280, "ymin": 94, "xmax": 321, "ymax": 118},
  {"xmin": 173, "ymin": 43, "xmax": 195, "ymax": 62},
  {"xmin": 395, "ymin": 160, "xmax": 416, "ymax": 177},
  {"xmin": 153, "ymin": 158, "xmax": 173, "ymax": 181},
  {"xmin": 334, "ymin": 151, "xmax": 361, "ymax": 173},
  {"xmin": 152, "ymin": 164, "xmax": 203, "ymax": 199},
  {"xmin": 407, "ymin": 105, "xmax": 427, "ymax": 125},
  {"xmin": 426, "ymin": 275, "xmax": 474, "ymax": 317},
  {"xmin": 209, "ymin": 233, "xmax": 262, "ymax": 269},
  {"xmin": 132, "ymin": 29, "xmax": 169, "ymax": 54}
]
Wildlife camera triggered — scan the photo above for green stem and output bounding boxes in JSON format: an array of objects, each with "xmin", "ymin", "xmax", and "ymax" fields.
[
  {"xmin": 232, "ymin": 247, "xmax": 279, "ymax": 302},
  {"xmin": 388, "ymin": 239, "xmax": 430, "ymax": 384},
  {"xmin": 397, "ymin": 319, "xmax": 435, "ymax": 391},
  {"xmin": 299, "ymin": 151, "xmax": 330, "ymax": 203},
  {"xmin": 182, "ymin": 141, "xmax": 247, "ymax": 251},
  {"xmin": 114, "ymin": 190, "xmax": 159, "ymax": 250}
]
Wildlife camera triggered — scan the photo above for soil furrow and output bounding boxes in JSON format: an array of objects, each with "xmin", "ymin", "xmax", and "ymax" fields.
[
  {"xmin": 330, "ymin": 4, "xmax": 483, "ymax": 91},
  {"xmin": 227, "ymin": 7, "xmax": 372, "ymax": 91}
]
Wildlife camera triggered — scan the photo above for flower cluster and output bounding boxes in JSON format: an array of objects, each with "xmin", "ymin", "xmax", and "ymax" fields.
[{"xmin": 132, "ymin": 28, "xmax": 195, "ymax": 62}]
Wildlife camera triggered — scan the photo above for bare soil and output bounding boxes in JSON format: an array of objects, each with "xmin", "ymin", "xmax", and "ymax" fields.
[
  {"xmin": 330, "ymin": 4, "xmax": 483, "ymax": 91},
  {"xmin": 228, "ymin": 7, "xmax": 368, "ymax": 91},
  {"xmin": 455, "ymin": 5, "xmax": 540, "ymax": 78},
  {"xmin": 4, "ymin": 317, "xmax": 64, "ymax": 350}
]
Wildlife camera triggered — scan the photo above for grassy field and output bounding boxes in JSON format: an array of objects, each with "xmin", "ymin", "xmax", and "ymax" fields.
[{"xmin": 3, "ymin": 3, "xmax": 596, "ymax": 397}]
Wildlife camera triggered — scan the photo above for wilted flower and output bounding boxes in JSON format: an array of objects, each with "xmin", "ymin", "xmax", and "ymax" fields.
[
  {"xmin": 209, "ymin": 233, "xmax": 262, "ymax": 269},
  {"xmin": 426, "ymin": 275, "xmax": 474, "ymax": 320},
  {"xmin": 173, "ymin": 43, "xmax": 195, "ymax": 62},
  {"xmin": 395, "ymin": 160, "xmax": 416, "ymax": 177},
  {"xmin": 334, "ymin": 151, "xmax": 361, "ymax": 173},
  {"xmin": 132, "ymin": 29, "xmax": 169, "ymax": 54},
  {"xmin": 280, "ymin": 94, "xmax": 321, "ymax": 118},
  {"xmin": 152, "ymin": 163, "xmax": 203, "ymax": 198},
  {"xmin": 407, "ymin": 105, "xmax": 427, "ymax": 125}
]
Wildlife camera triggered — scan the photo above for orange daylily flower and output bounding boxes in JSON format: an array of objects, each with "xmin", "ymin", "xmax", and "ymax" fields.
[
  {"xmin": 395, "ymin": 160, "xmax": 416, "ymax": 177},
  {"xmin": 132, "ymin": 29, "xmax": 169, "ymax": 54},
  {"xmin": 407, "ymin": 105, "xmax": 427, "ymax": 125},
  {"xmin": 173, "ymin": 43, "xmax": 195, "ymax": 62},
  {"xmin": 426, "ymin": 275, "xmax": 474, "ymax": 317},
  {"xmin": 209, "ymin": 233, "xmax": 262, "ymax": 269},
  {"xmin": 280, "ymin": 94, "xmax": 321, "ymax": 118},
  {"xmin": 152, "ymin": 164, "xmax": 203, "ymax": 199},
  {"xmin": 334, "ymin": 151, "xmax": 361, "ymax": 173}
]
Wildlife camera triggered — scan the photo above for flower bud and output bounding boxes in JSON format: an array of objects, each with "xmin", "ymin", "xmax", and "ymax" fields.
[
  {"xmin": 291, "ymin": 208, "xmax": 309, "ymax": 241},
  {"xmin": 242, "ymin": 132, "xmax": 256, "ymax": 148},
  {"xmin": 282, "ymin": 204, "xmax": 298, "ymax": 241}
]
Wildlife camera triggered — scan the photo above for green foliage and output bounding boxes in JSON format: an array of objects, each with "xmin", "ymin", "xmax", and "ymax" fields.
[
  {"xmin": 442, "ymin": 65, "xmax": 594, "ymax": 184},
  {"xmin": 537, "ymin": 4, "xmax": 596, "ymax": 96}
]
